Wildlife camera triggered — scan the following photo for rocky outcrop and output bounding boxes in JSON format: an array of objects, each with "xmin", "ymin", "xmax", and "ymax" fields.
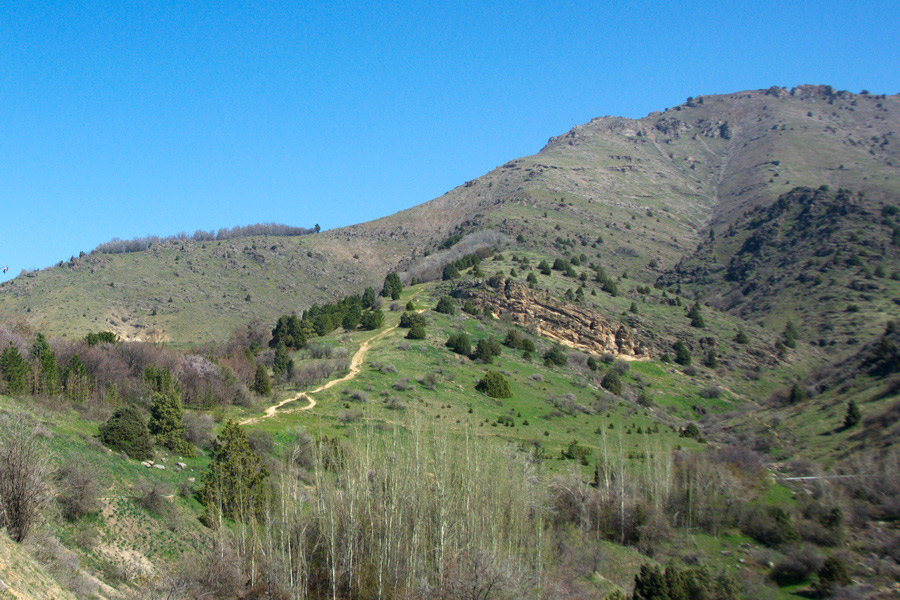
[{"xmin": 456, "ymin": 280, "xmax": 653, "ymax": 359}]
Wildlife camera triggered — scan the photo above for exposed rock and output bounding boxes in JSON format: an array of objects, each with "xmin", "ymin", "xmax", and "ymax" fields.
[
  {"xmin": 153, "ymin": 464, "xmax": 166, "ymax": 470},
  {"xmin": 175, "ymin": 462, "xmax": 187, "ymax": 471},
  {"xmin": 141, "ymin": 461, "xmax": 153, "ymax": 468},
  {"xmin": 456, "ymin": 280, "xmax": 653, "ymax": 358}
]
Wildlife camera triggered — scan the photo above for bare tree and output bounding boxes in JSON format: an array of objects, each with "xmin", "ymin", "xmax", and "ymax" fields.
[{"xmin": 0, "ymin": 415, "xmax": 51, "ymax": 542}]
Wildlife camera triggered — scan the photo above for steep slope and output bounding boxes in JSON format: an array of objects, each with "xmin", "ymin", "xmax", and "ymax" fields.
[{"xmin": 0, "ymin": 85, "xmax": 897, "ymax": 345}]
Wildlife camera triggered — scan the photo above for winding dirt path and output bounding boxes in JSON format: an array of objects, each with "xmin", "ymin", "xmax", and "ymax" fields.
[{"xmin": 239, "ymin": 314, "xmax": 415, "ymax": 425}]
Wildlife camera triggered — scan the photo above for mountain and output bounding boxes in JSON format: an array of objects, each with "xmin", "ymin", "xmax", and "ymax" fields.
[{"xmin": 1, "ymin": 84, "xmax": 897, "ymax": 347}]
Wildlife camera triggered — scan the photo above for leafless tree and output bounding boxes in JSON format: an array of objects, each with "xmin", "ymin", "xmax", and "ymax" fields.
[{"xmin": 0, "ymin": 415, "xmax": 51, "ymax": 542}]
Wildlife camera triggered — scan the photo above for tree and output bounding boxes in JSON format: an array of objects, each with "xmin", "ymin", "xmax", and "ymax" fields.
[
  {"xmin": 30, "ymin": 333, "xmax": 58, "ymax": 396},
  {"xmin": 673, "ymin": 341, "xmax": 692, "ymax": 366},
  {"xmin": 201, "ymin": 421, "xmax": 268, "ymax": 523},
  {"xmin": 0, "ymin": 416, "xmax": 50, "ymax": 542},
  {"xmin": 435, "ymin": 296, "xmax": 456, "ymax": 315},
  {"xmin": 687, "ymin": 303, "xmax": 705, "ymax": 328},
  {"xmin": 783, "ymin": 320, "xmax": 799, "ymax": 348},
  {"xmin": 475, "ymin": 371, "xmax": 511, "ymax": 398},
  {"xmin": 543, "ymin": 344, "xmax": 568, "ymax": 367},
  {"xmin": 813, "ymin": 556, "xmax": 851, "ymax": 597},
  {"xmin": 84, "ymin": 331, "xmax": 117, "ymax": 346},
  {"xmin": 399, "ymin": 311, "xmax": 426, "ymax": 328},
  {"xmin": 270, "ymin": 314, "xmax": 307, "ymax": 349},
  {"xmin": 601, "ymin": 371, "xmax": 622, "ymax": 395},
  {"xmin": 273, "ymin": 344, "xmax": 294, "ymax": 379},
  {"xmin": 253, "ymin": 364, "xmax": 271, "ymax": 396},
  {"xmin": 362, "ymin": 286, "xmax": 377, "ymax": 309},
  {"xmin": 99, "ymin": 405, "xmax": 153, "ymax": 460},
  {"xmin": 0, "ymin": 343, "xmax": 29, "ymax": 395},
  {"xmin": 632, "ymin": 564, "xmax": 669, "ymax": 600},
  {"xmin": 62, "ymin": 353, "xmax": 91, "ymax": 404},
  {"xmin": 703, "ymin": 349, "xmax": 718, "ymax": 369},
  {"xmin": 446, "ymin": 333, "xmax": 471, "ymax": 356},
  {"xmin": 442, "ymin": 263, "xmax": 460, "ymax": 280},
  {"xmin": 843, "ymin": 400, "xmax": 862, "ymax": 428},
  {"xmin": 144, "ymin": 365, "xmax": 181, "ymax": 401},
  {"xmin": 406, "ymin": 322, "xmax": 426, "ymax": 340},
  {"xmin": 149, "ymin": 392, "xmax": 193, "ymax": 455},
  {"xmin": 789, "ymin": 383, "xmax": 805, "ymax": 404},
  {"xmin": 472, "ymin": 338, "xmax": 502, "ymax": 363},
  {"xmin": 538, "ymin": 260, "xmax": 551, "ymax": 275},
  {"xmin": 360, "ymin": 309, "xmax": 384, "ymax": 330},
  {"xmin": 381, "ymin": 272, "xmax": 403, "ymax": 299},
  {"xmin": 734, "ymin": 329, "xmax": 749, "ymax": 344}
]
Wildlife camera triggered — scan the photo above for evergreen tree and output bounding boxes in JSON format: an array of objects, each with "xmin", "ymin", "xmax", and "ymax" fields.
[
  {"xmin": 406, "ymin": 322, "xmax": 426, "ymax": 340},
  {"xmin": 475, "ymin": 371, "xmax": 512, "ymax": 398},
  {"xmin": 673, "ymin": 341, "xmax": 692, "ymax": 366},
  {"xmin": 734, "ymin": 329, "xmax": 749, "ymax": 344},
  {"xmin": 99, "ymin": 405, "xmax": 153, "ymax": 460},
  {"xmin": 789, "ymin": 382, "xmax": 805, "ymax": 404},
  {"xmin": 144, "ymin": 365, "xmax": 181, "ymax": 401},
  {"xmin": 538, "ymin": 260, "xmax": 551, "ymax": 275},
  {"xmin": 632, "ymin": 564, "xmax": 670, "ymax": 600},
  {"xmin": 543, "ymin": 344, "xmax": 568, "ymax": 367},
  {"xmin": 201, "ymin": 421, "xmax": 268, "ymax": 523},
  {"xmin": 813, "ymin": 556, "xmax": 851, "ymax": 597},
  {"xmin": 435, "ymin": 296, "xmax": 456, "ymax": 315},
  {"xmin": 361, "ymin": 286, "xmax": 377, "ymax": 309},
  {"xmin": 783, "ymin": 320, "xmax": 799, "ymax": 348},
  {"xmin": 253, "ymin": 364, "xmax": 271, "ymax": 396},
  {"xmin": 0, "ymin": 343, "xmax": 29, "ymax": 395},
  {"xmin": 360, "ymin": 309, "xmax": 384, "ymax": 330},
  {"xmin": 148, "ymin": 391, "xmax": 193, "ymax": 455},
  {"xmin": 381, "ymin": 272, "xmax": 403, "ymax": 299},
  {"xmin": 843, "ymin": 400, "xmax": 862, "ymax": 428},
  {"xmin": 601, "ymin": 371, "xmax": 622, "ymax": 395},
  {"xmin": 442, "ymin": 263, "xmax": 461, "ymax": 280},
  {"xmin": 62, "ymin": 353, "xmax": 91, "ymax": 404},
  {"xmin": 472, "ymin": 338, "xmax": 502, "ymax": 363},
  {"xmin": 273, "ymin": 344, "xmax": 294, "ymax": 379},
  {"xmin": 687, "ymin": 302, "xmax": 705, "ymax": 328},
  {"xmin": 445, "ymin": 333, "xmax": 471, "ymax": 356},
  {"xmin": 31, "ymin": 333, "xmax": 58, "ymax": 396},
  {"xmin": 704, "ymin": 349, "xmax": 718, "ymax": 369}
]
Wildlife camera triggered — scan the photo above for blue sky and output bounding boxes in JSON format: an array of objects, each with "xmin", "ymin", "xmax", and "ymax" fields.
[{"xmin": 1, "ymin": 1, "xmax": 898, "ymax": 280}]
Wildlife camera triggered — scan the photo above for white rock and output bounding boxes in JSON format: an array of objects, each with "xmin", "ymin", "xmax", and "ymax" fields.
[
  {"xmin": 141, "ymin": 461, "xmax": 153, "ymax": 468},
  {"xmin": 153, "ymin": 464, "xmax": 166, "ymax": 470}
]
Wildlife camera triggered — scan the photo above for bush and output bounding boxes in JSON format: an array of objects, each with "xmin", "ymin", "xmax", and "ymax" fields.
[
  {"xmin": 99, "ymin": 406, "xmax": 153, "ymax": 460},
  {"xmin": 406, "ymin": 323, "xmax": 426, "ymax": 340},
  {"xmin": 360, "ymin": 309, "xmax": 384, "ymax": 330},
  {"xmin": 446, "ymin": 333, "xmax": 471, "ymax": 356},
  {"xmin": 472, "ymin": 338, "xmax": 502, "ymax": 363},
  {"xmin": 673, "ymin": 341, "xmax": 692, "ymax": 366},
  {"xmin": 601, "ymin": 371, "xmax": 622, "ymax": 395},
  {"xmin": 435, "ymin": 296, "xmax": 456, "ymax": 315},
  {"xmin": 543, "ymin": 344, "xmax": 568, "ymax": 367},
  {"xmin": 399, "ymin": 312, "xmax": 426, "ymax": 328},
  {"xmin": 476, "ymin": 371, "xmax": 512, "ymax": 398},
  {"xmin": 741, "ymin": 506, "xmax": 799, "ymax": 547},
  {"xmin": 769, "ymin": 545, "xmax": 823, "ymax": 586},
  {"xmin": 55, "ymin": 462, "xmax": 100, "ymax": 521}
]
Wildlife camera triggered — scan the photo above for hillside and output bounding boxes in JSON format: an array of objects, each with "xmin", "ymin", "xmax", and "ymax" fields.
[{"xmin": 1, "ymin": 85, "xmax": 897, "ymax": 349}]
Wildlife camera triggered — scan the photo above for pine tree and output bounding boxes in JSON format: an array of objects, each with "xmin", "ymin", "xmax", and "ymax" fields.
[
  {"xmin": 475, "ymin": 371, "xmax": 512, "ymax": 398},
  {"xmin": 149, "ymin": 391, "xmax": 193, "ymax": 455},
  {"xmin": 99, "ymin": 405, "xmax": 153, "ymax": 460},
  {"xmin": 789, "ymin": 383, "xmax": 805, "ymax": 404},
  {"xmin": 0, "ymin": 343, "xmax": 29, "ymax": 395},
  {"xmin": 361, "ymin": 286, "xmax": 377, "ymax": 309},
  {"xmin": 201, "ymin": 421, "xmax": 268, "ymax": 522},
  {"xmin": 381, "ymin": 272, "xmax": 403, "ymax": 299},
  {"xmin": 673, "ymin": 341, "xmax": 692, "ymax": 366},
  {"xmin": 360, "ymin": 309, "xmax": 384, "ymax": 330},
  {"xmin": 687, "ymin": 302, "xmax": 705, "ymax": 328},
  {"xmin": 632, "ymin": 564, "xmax": 669, "ymax": 600},
  {"xmin": 273, "ymin": 344, "xmax": 294, "ymax": 379},
  {"xmin": 253, "ymin": 364, "xmax": 271, "ymax": 396},
  {"xmin": 62, "ymin": 353, "xmax": 91, "ymax": 403},
  {"xmin": 31, "ymin": 333, "xmax": 58, "ymax": 396},
  {"xmin": 843, "ymin": 400, "xmax": 862, "ymax": 428}
]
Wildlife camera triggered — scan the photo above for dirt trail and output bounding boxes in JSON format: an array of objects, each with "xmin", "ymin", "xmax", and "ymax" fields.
[{"xmin": 240, "ymin": 312, "xmax": 417, "ymax": 425}]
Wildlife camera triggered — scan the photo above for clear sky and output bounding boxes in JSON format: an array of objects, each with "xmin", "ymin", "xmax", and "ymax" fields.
[{"xmin": 1, "ymin": 1, "xmax": 898, "ymax": 281}]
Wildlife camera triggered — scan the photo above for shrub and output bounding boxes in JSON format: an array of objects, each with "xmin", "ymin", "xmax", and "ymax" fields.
[
  {"xmin": 741, "ymin": 506, "xmax": 799, "ymax": 547},
  {"xmin": 399, "ymin": 312, "xmax": 426, "ymax": 328},
  {"xmin": 446, "ymin": 333, "xmax": 471, "ymax": 356},
  {"xmin": 601, "ymin": 371, "xmax": 622, "ymax": 395},
  {"xmin": 55, "ymin": 462, "xmax": 100, "ymax": 521},
  {"xmin": 472, "ymin": 338, "xmax": 502, "ymax": 363},
  {"xmin": 476, "ymin": 371, "xmax": 512, "ymax": 398},
  {"xmin": 406, "ymin": 322, "xmax": 426, "ymax": 340},
  {"xmin": 435, "ymin": 296, "xmax": 456, "ymax": 315},
  {"xmin": 99, "ymin": 406, "xmax": 153, "ymax": 460},
  {"xmin": 360, "ymin": 309, "xmax": 384, "ymax": 330},
  {"xmin": 673, "ymin": 341, "xmax": 692, "ymax": 366},
  {"xmin": 543, "ymin": 345, "xmax": 568, "ymax": 367},
  {"xmin": 769, "ymin": 545, "xmax": 823, "ymax": 586}
]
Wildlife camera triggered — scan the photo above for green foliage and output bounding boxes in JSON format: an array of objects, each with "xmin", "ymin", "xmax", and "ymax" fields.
[
  {"xmin": 687, "ymin": 302, "xmax": 705, "ymax": 328},
  {"xmin": 362, "ymin": 286, "xmax": 377, "ymax": 309},
  {"xmin": 543, "ymin": 344, "xmax": 568, "ymax": 367},
  {"xmin": 271, "ymin": 314, "xmax": 308, "ymax": 349},
  {"xmin": 442, "ymin": 263, "xmax": 460, "ymax": 280},
  {"xmin": 601, "ymin": 371, "xmax": 622, "ymax": 395},
  {"xmin": 734, "ymin": 329, "xmax": 749, "ymax": 344},
  {"xmin": 381, "ymin": 272, "xmax": 403, "ymax": 299},
  {"xmin": 62, "ymin": 353, "xmax": 91, "ymax": 403},
  {"xmin": 360, "ymin": 309, "xmax": 385, "ymax": 330},
  {"xmin": 472, "ymin": 338, "xmax": 502, "ymax": 363},
  {"xmin": 273, "ymin": 344, "xmax": 295, "ymax": 379},
  {"xmin": 148, "ymin": 391, "xmax": 193, "ymax": 455},
  {"xmin": 0, "ymin": 343, "xmax": 29, "ymax": 395},
  {"xmin": 462, "ymin": 299, "xmax": 479, "ymax": 315},
  {"xmin": 406, "ymin": 322, "xmax": 426, "ymax": 340},
  {"xmin": 703, "ymin": 349, "xmax": 718, "ymax": 369},
  {"xmin": 740, "ymin": 506, "xmax": 799, "ymax": 547},
  {"xmin": 201, "ymin": 421, "xmax": 269, "ymax": 523},
  {"xmin": 84, "ymin": 331, "xmax": 118, "ymax": 346},
  {"xmin": 813, "ymin": 556, "xmax": 851, "ymax": 597},
  {"xmin": 144, "ymin": 365, "xmax": 180, "ymax": 401},
  {"xmin": 435, "ymin": 295, "xmax": 456, "ymax": 315},
  {"xmin": 99, "ymin": 405, "xmax": 153, "ymax": 460},
  {"xmin": 502, "ymin": 329, "xmax": 534, "ymax": 352},
  {"xmin": 538, "ymin": 259, "xmax": 551, "ymax": 275},
  {"xmin": 31, "ymin": 333, "xmax": 58, "ymax": 396},
  {"xmin": 594, "ymin": 266, "xmax": 619, "ymax": 296},
  {"xmin": 475, "ymin": 370, "xmax": 511, "ymax": 398},
  {"xmin": 399, "ymin": 311, "xmax": 426, "ymax": 328},
  {"xmin": 843, "ymin": 399, "xmax": 862, "ymax": 428},
  {"xmin": 445, "ymin": 333, "xmax": 471, "ymax": 356},
  {"xmin": 789, "ymin": 382, "xmax": 805, "ymax": 404},
  {"xmin": 783, "ymin": 320, "xmax": 799, "ymax": 348},
  {"xmin": 673, "ymin": 341, "xmax": 692, "ymax": 366},
  {"xmin": 561, "ymin": 439, "xmax": 590, "ymax": 464},
  {"xmin": 526, "ymin": 271, "xmax": 538, "ymax": 285},
  {"xmin": 253, "ymin": 364, "xmax": 271, "ymax": 395}
]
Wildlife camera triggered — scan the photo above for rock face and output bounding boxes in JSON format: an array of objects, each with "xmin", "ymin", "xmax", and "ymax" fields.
[{"xmin": 457, "ymin": 280, "xmax": 652, "ymax": 358}]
